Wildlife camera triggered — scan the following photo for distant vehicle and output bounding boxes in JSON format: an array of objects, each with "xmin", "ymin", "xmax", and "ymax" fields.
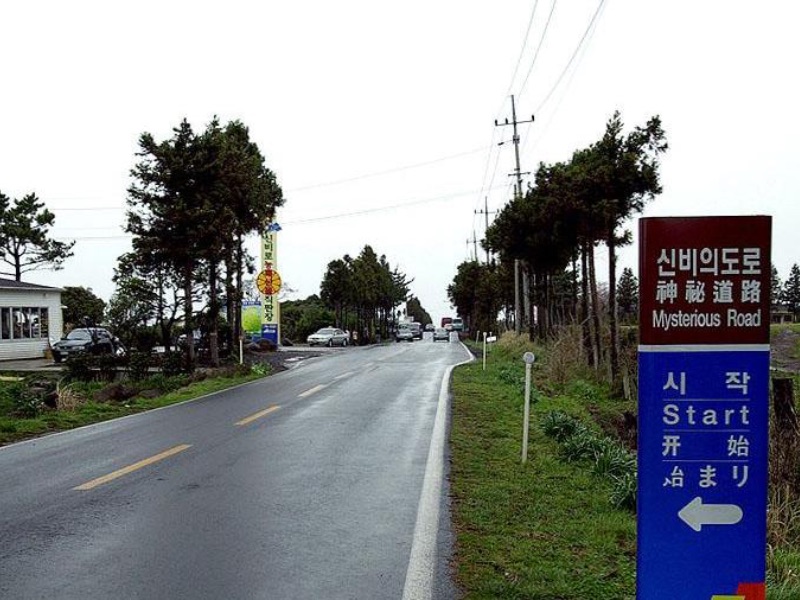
[
  {"xmin": 409, "ymin": 322, "xmax": 423, "ymax": 339},
  {"xmin": 395, "ymin": 324, "xmax": 413, "ymax": 342},
  {"xmin": 52, "ymin": 327, "xmax": 124, "ymax": 363},
  {"xmin": 424, "ymin": 323, "xmax": 435, "ymax": 332},
  {"xmin": 307, "ymin": 327, "xmax": 349, "ymax": 347},
  {"xmin": 433, "ymin": 327, "xmax": 449, "ymax": 342},
  {"xmin": 452, "ymin": 317, "xmax": 464, "ymax": 332},
  {"xmin": 441, "ymin": 316, "xmax": 453, "ymax": 328}
]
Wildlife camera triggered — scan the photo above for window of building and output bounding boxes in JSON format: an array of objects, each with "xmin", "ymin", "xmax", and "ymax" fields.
[{"xmin": 0, "ymin": 307, "xmax": 50, "ymax": 341}]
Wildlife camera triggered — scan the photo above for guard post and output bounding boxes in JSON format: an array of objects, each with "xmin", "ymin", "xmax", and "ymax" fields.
[{"xmin": 637, "ymin": 216, "xmax": 770, "ymax": 600}]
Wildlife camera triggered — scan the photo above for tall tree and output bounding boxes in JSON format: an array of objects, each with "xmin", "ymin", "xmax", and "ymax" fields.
[
  {"xmin": 405, "ymin": 295, "xmax": 432, "ymax": 325},
  {"xmin": 783, "ymin": 264, "xmax": 800, "ymax": 320},
  {"xmin": 579, "ymin": 112, "xmax": 667, "ymax": 389},
  {"xmin": 61, "ymin": 286, "xmax": 106, "ymax": 328},
  {"xmin": 0, "ymin": 192, "xmax": 74, "ymax": 281},
  {"xmin": 617, "ymin": 267, "xmax": 639, "ymax": 325}
]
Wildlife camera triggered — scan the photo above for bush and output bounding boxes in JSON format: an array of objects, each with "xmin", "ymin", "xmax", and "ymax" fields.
[
  {"xmin": 95, "ymin": 353, "xmax": 119, "ymax": 382},
  {"xmin": 161, "ymin": 351, "xmax": 186, "ymax": 377},
  {"xmin": 127, "ymin": 351, "xmax": 151, "ymax": 382},
  {"xmin": 11, "ymin": 384, "xmax": 45, "ymax": 418},
  {"xmin": 250, "ymin": 363, "xmax": 271, "ymax": 377},
  {"xmin": 541, "ymin": 411, "xmax": 583, "ymax": 442},
  {"xmin": 64, "ymin": 354, "xmax": 94, "ymax": 382},
  {"xmin": 610, "ymin": 470, "xmax": 637, "ymax": 511}
]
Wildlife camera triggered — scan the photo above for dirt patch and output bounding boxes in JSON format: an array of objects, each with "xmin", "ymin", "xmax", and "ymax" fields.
[
  {"xmin": 245, "ymin": 349, "xmax": 325, "ymax": 373},
  {"xmin": 771, "ymin": 329, "xmax": 800, "ymax": 373}
]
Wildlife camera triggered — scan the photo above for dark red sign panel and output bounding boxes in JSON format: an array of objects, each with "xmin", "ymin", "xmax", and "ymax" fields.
[{"xmin": 639, "ymin": 216, "xmax": 771, "ymax": 346}]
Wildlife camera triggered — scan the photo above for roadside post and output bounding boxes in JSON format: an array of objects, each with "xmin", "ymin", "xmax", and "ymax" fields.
[
  {"xmin": 521, "ymin": 351, "xmax": 536, "ymax": 463},
  {"xmin": 637, "ymin": 216, "xmax": 771, "ymax": 600},
  {"xmin": 482, "ymin": 332, "xmax": 487, "ymax": 371}
]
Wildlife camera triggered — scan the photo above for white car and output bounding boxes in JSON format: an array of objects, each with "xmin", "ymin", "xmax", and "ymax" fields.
[{"xmin": 307, "ymin": 327, "xmax": 349, "ymax": 347}]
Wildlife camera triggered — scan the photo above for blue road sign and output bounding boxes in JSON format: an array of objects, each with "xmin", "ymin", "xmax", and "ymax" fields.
[
  {"xmin": 637, "ymin": 216, "xmax": 771, "ymax": 600},
  {"xmin": 637, "ymin": 349, "xmax": 768, "ymax": 599}
]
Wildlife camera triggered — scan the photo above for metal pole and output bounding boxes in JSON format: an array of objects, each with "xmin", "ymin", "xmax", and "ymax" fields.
[
  {"xmin": 522, "ymin": 352, "xmax": 536, "ymax": 463},
  {"xmin": 482, "ymin": 332, "xmax": 487, "ymax": 371},
  {"xmin": 515, "ymin": 259, "xmax": 521, "ymax": 334}
]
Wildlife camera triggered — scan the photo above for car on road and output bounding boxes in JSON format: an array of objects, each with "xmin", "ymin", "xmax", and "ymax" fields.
[
  {"xmin": 52, "ymin": 327, "xmax": 125, "ymax": 363},
  {"xmin": 433, "ymin": 327, "xmax": 449, "ymax": 342},
  {"xmin": 424, "ymin": 323, "xmax": 435, "ymax": 332},
  {"xmin": 409, "ymin": 322, "xmax": 423, "ymax": 339},
  {"xmin": 452, "ymin": 317, "xmax": 464, "ymax": 332},
  {"xmin": 307, "ymin": 327, "xmax": 349, "ymax": 347},
  {"xmin": 395, "ymin": 324, "xmax": 414, "ymax": 342}
]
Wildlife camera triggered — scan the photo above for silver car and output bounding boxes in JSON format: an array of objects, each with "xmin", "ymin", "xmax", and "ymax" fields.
[
  {"xmin": 433, "ymin": 327, "xmax": 449, "ymax": 342},
  {"xmin": 307, "ymin": 327, "xmax": 349, "ymax": 347}
]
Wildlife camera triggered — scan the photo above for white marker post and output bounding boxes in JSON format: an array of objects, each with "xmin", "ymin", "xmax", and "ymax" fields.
[
  {"xmin": 482, "ymin": 332, "xmax": 487, "ymax": 371},
  {"xmin": 521, "ymin": 351, "xmax": 536, "ymax": 464}
]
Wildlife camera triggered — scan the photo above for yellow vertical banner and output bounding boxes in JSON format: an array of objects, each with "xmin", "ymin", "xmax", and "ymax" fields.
[{"xmin": 257, "ymin": 223, "xmax": 281, "ymax": 345}]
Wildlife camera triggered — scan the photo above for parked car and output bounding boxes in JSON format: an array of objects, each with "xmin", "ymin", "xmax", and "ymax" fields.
[
  {"xmin": 307, "ymin": 327, "xmax": 349, "ymax": 347},
  {"xmin": 433, "ymin": 327, "xmax": 449, "ymax": 342},
  {"xmin": 395, "ymin": 324, "xmax": 414, "ymax": 342},
  {"xmin": 52, "ymin": 327, "xmax": 125, "ymax": 363},
  {"xmin": 452, "ymin": 317, "xmax": 464, "ymax": 332}
]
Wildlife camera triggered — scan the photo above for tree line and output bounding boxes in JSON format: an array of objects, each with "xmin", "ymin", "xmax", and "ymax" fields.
[
  {"xmin": 319, "ymin": 245, "xmax": 411, "ymax": 343},
  {"xmin": 449, "ymin": 111, "xmax": 667, "ymax": 392}
]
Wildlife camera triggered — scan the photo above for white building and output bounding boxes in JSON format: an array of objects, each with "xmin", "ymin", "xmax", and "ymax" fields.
[{"xmin": 0, "ymin": 278, "xmax": 63, "ymax": 360}]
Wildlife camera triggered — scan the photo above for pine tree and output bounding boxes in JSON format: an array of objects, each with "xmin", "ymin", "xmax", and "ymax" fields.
[
  {"xmin": 617, "ymin": 267, "xmax": 639, "ymax": 324},
  {"xmin": 783, "ymin": 264, "xmax": 800, "ymax": 319}
]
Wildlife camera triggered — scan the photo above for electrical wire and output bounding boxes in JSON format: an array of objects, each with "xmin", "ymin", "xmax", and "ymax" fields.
[
  {"xmin": 517, "ymin": 0, "xmax": 558, "ymax": 101},
  {"xmin": 521, "ymin": 0, "xmax": 607, "ymax": 160},
  {"xmin": 534, "ymin": 0, "xmax": 606, "ymax": 115},
  {"xmin": 284, "ymin": 184, "xmax": 508, "ymax": 226},
  {"xmin": 504, "ymin": 0, "xmax": 540, "ymax": 99},
  {"xmin": 287, "ymin": 145, "xmax": 492, "ymax": 193}
]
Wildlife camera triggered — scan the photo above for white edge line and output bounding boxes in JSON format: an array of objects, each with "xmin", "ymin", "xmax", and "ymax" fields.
[
  {"xmin": 0, "ymin": 375, "xmax": 270, "ymax": 453},
  {"xmin": 639, "ymin": 344, "xmax": 770, "ymax": 353},
  {"xmin": 402, "ymin": 344, "xmax": 474, "ymax": 600}
]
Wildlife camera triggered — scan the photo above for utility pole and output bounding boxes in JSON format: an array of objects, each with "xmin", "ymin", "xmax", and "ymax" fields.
[
  {"xmin": 475, "ymin": 196, "xmax": 496, "ymax": 265},
  {"xmin": 466, "ymin": 230, "xmax": 479, "ymax": 262},
  {"xmin": 495, "ymin": 95, "xmax": 534, "ymax": 335}
]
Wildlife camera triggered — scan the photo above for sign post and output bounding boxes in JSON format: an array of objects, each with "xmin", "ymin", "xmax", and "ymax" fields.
[
  {"xmin": 258, "ymin": 223, "xmax": 282, "ymax": 346},
  {"xmin": 637, "ymin": 216, "xmax": 771, "ymax": 600}
]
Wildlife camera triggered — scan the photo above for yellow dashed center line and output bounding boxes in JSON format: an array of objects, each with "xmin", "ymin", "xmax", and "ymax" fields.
[
  {"xmin": 235, "ymin": 404, "xmax": 280, "ymax": 426},
  {"xmin": 298, "ymin": 384, "xmax": 327, "ymax": 398},
  {"xmin": 74, "ymin": 444, "xmax": 192, "ymax": 491}
]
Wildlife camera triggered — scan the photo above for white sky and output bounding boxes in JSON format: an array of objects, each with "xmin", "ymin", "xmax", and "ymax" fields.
[{"xmin": 2, "ymin": 1, "xmax": 798, "ymax": 323}]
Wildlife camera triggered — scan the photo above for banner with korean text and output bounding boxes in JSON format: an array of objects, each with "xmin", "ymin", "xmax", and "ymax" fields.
[
  {"xmin": 637, "ymin": 216, "xmax": 771, "ymax": 600},
  {"xmin": 257, "ymin": 223, "xmax": 282, "ymax": 345}
]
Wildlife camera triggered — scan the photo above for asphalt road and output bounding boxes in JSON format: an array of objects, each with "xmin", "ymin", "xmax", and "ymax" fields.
[{"xmin": 0, "ymin": 338, "xmax": 472, "ymax": 599}]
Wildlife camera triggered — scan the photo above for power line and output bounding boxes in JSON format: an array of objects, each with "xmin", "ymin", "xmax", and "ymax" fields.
[
  {"xmin": 534, "ymin": 0, "xmax": 606, "ymax": 114},
  {"xmin": 287, "ymin": 145, "xmax": 492, "ymax": 193},
  {"xmin": 517, "ymin": 0, "xmax": 559, "ymax": 101},
  {"xmin": 504, "ymin": 0, "xmax": 540, "ymax": 98},
  {"xmin": 521, "ymin": 0, "xmax": 607, "ymax": 159},
  {"xmin": 285, "ymin": 184, "xmax": 507, "ymax": 226}
]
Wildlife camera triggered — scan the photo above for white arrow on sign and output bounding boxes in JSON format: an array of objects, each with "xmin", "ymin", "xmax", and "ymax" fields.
[{"xmin": 678, "ymin": 496, "xmax": 743, "ymax": 532}]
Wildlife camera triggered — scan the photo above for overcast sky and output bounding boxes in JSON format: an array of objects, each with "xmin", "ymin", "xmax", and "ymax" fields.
[{"xmin": 2, "ymin": 1, "xmax": 798, "ymax": 323}]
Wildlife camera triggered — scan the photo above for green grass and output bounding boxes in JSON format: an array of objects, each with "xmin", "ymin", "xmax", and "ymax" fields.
[
  {"xmin": 0, "ymin": 371, "xmax": 264, "ymax": 446},
  {"xmin": 450, "ymin": 338, "xmax": 636, "ymax": 598}
]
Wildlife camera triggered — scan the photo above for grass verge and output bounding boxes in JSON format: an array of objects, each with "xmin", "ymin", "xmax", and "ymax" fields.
[
  {"xmin": 450, "ymin": 335, "xmax": 636, "ymax": 598},
  {"xmin": 0, "ymin": 370, "xmax": 264, "ymax": 446}
]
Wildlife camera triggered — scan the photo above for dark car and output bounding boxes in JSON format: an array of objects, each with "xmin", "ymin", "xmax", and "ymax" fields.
[{"xmin": 52, "ymin": 328, "xmax": 124, "ymax": 363}]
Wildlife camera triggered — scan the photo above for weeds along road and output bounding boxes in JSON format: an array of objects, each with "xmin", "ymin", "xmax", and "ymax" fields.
[{"xmin": 0, "ymin": 338, "xmax": 472, "ymax": 600}]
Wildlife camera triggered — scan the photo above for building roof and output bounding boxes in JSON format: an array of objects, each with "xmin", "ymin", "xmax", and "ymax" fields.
[{"xmin": 0, "ymin": 278, "xmax": 63, "ymax": 292}]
